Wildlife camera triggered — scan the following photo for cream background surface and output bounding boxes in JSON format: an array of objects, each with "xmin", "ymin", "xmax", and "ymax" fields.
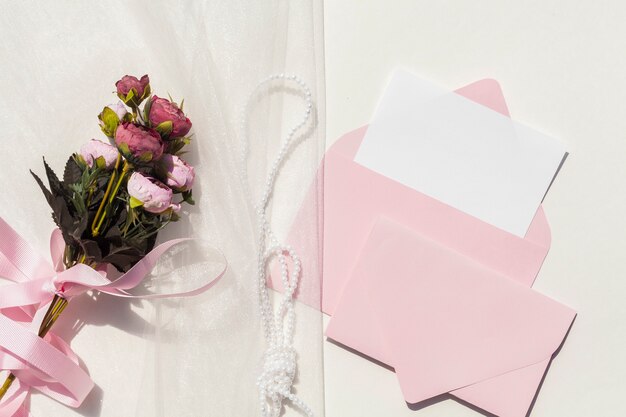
[{"xmin": 323, "ymin": 1, "xmax": 626, "ymax": 416}]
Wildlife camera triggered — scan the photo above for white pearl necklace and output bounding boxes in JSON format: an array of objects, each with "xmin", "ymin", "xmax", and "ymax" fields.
[{"xmin": 240, "ymin": 74, "xmax": 314, "ymax": 417}]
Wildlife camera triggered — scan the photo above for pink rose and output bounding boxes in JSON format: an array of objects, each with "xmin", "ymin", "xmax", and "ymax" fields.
[
  {"xmin": 116, "ymin": 75, "xmax": 150, "ymax": 100},
  {"xmin": 98, "ymin": 101, "xmax": 129, "ymax": 137},
  {"xmin": 107, "ymin": 101, "xmax": 128, "ymax": 120},
  {"xmin": 115, "ymin": 123, "xmax": 164, "ymax": 162},
  {"xmin": 80, "ymin": 139, "xmax": 119, "ymax": 169},
  {"xmin": 159, "ymin": 154, "xmax": 195, "ymax": 191},
  {"xmin": 148, "ymin": 96, "xmax": 192, "ymax": 138},
  {"xmin": 127, "ymin": 172, "xmax": 180, "ymax": 214}
]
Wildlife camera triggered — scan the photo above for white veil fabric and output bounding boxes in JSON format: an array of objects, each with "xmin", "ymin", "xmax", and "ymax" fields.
[{"xmin": 0, "ymin": 1, "xmax": 325, "ymax": 416}]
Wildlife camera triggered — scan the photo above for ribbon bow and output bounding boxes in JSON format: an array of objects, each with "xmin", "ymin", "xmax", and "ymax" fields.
[{"xmin": 0, "ymin": 218, "xmax": 226, "ymax": 416}]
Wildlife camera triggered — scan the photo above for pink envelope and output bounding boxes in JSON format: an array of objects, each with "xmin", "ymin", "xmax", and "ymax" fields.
[
  {"xmin": 327, "ymin": 216, "xmax": 575, "ymax": 413},
  {"xmin": 271, "ymin": 79, "xmax": 575, "ymax": 416},
  {"xmin": 274, "ymin": 79, "xmax": 554, "ymax": 313},
  {"xmin": 322, "ymin": 79, "xmax": 554, "ymax": 316}
]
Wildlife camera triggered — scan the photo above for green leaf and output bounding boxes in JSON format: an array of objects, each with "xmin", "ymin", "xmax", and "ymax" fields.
[
  {"xmin": 104, "ymin": 224, "xmax": 124, "ymax": 246},
  {"xmin": 182, "ymin": 190, "xmax": 195, "ymax": 205},
  {"xmin": 118, "ymin": 142, "xmax": 130, "ymax": 156},
  {"xmin": 31, "ymin": 170, "xmax": 54, "ymax": 206},
  {"xmin": 70, "ymin": 215, "xmax": 88, "ymax": 241},
  {"xmin": 94, "ymin": 156, "xmax": 107, "ymax": 169},
  {"xmin": 63, "ymin": 155, "xmax": 82, "ymax": 185},
  {"xmin": 77, "ymin": 238, "xmax": 102, "ymax": 263},
  {"xmin": 141, "ymin": 84, "xmax": 151, "ymax": 100},
  {"xmin": 138, "ymin": 151, "xmax": 153, "ymax": 162},
  {"xmin": 129, "ymin": 196, "xmax": 143, "ymax": 208},
  {"xmin": 102, "ymin": 107, "xmax": 120, "ymax": 124},
  {"xmin": 75, "ymin": 154, "xmax": 88, "ymax": 169},
  {"xmin": 98, "ymin": 106, "xmax": 120, "ymax": 137},
  {"xmin": 143, "ymin": 97, "xmax": 153, "ymax": 126},
  {"xmin": 43, "ymin": 158, "xmax": 64, "ymax": 198},
  {"xmin": 166, "ymin": 136, "xmax": 191, "ymax": 155},
  {"xmin": 155, "ymin": 120, "xmax": 173, "ymax": 137},
  {"xmin": 102, "ymin": 245, "xmax": 143, "ymax": 272},
  {"xmin": 50, "ymin": 195, "xmax": 74, "ymax": 240},
  {"xmin": 124, "ymin": 88, "xmax": 136, "ymax": 104}
]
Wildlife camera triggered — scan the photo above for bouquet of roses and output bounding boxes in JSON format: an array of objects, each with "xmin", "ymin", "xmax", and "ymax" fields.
[
  {"xmin": 52, "ymin": 75, "xmax": 194, "ymax": 266},
  {"xmin": 0, "ymin": 75, "xmax": 221, "ymax": 414}
]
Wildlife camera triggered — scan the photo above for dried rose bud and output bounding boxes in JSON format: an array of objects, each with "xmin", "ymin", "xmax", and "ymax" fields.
[
  {"xmin": 80, "ymin": 139, "xmax": 119, "ymax": 169},
  {"xmin": 158, "ymin": 154, "xmax": 195, "ymax": 191},
  {"xmin": 116, "ymin": 74, "xmax": 150, "ymax": 107},
  {"xmin": 115, "ymin": 123, "xmax": 164, "ymax": 162},
  {"xmin": 148, "ymin": 96, "xmax": 192, "ymax": 138},
  {"xmin": 127, "ymin": 172, "xmax": 180, "ymax": 214},
  {"xmin": 98, "ymin": 101, "xmax": 129, "ymax": 137}
]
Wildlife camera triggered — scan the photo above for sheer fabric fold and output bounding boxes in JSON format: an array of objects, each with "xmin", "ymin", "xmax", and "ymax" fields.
[{"xmin": 0, "ymin": 1, "xmax": 325, "ymax": 416}]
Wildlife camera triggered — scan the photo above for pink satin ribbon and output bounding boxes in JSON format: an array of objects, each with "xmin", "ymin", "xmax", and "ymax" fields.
[{"xmin": 0, "ymin": 217, "xmax": 227, "ymax": 416}]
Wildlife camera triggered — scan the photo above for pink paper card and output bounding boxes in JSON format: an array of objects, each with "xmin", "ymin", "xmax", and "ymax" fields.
[{"xmin": 327, "ymin": 216, "xmax": 575, "ymax": 405}]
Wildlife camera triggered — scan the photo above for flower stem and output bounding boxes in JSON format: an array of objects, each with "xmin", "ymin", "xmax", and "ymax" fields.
[
  {"xmin": 109, "ymin": 161, "xmax": 131, "ymax": 204},
  {"xmin": 91, "ymin": 154, "xmax": 122, "ymax": 237},
  {"xmin": 93, "ymin": 161, "xmax": 131, "ymax": 234},
  {"xmin": 0, "ymin": 375, "xmax": 15, "ymax": 400}
]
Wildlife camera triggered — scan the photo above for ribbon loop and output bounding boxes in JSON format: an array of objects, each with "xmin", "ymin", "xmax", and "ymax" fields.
[{"xmin": 0, "ymin": 218, "xmax": 227, "ymax": 416}]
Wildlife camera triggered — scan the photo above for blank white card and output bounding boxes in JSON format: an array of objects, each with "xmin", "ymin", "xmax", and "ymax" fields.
[{"xmin": 354, "ymin": 69, "xmax": 566, "ymax": 237}]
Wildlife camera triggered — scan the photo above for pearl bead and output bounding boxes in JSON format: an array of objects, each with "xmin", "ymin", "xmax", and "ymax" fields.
[{"xmin": 241, "ymin": 74, "xmax": 315, "ymax": 417}]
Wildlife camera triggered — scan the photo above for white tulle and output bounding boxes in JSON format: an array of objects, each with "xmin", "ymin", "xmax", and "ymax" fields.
[{"xmin": 0, "ymin": 1, "xmax": 325, "ymax": 416}]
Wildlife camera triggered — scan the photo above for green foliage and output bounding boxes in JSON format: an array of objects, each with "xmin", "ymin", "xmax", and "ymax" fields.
[
  {"xmin": 141, "ymin": 84, "xmax": 151, "ymax": 101},
  {"xmin": 117, "ymin": 142, "xmax": 131, "ymax": 158},
  {"xmin": 181, "ymin": 190, "xmax": 195, "ymax": 205},
  {"xmin": 138, "ymin": 151, "xmax": 154, "ymax": 163},
  {"xmin": 63, "ymin": 155, "xmax": 82, "ymax": 185},
  {"xmin": 143, "ymin": 96, "xmax": 153, "ymax": 127},
  {"xmin": 155, "ymin": 120, "xmax": 173, "ymax": 137},
  {"xmin": 129, "ymin": 196, "xmax": 143, "ymax": 208},
  {"xmin": 120, "ymin": 88, "xmax": 136, "ymax": 106},
  {"xmin": 98, "ymin": 106, "xmax": 120, "ymax": 138},
  {"xmin": 166, "ymin": 136, "xmax": 191, "ymax": 155}
]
